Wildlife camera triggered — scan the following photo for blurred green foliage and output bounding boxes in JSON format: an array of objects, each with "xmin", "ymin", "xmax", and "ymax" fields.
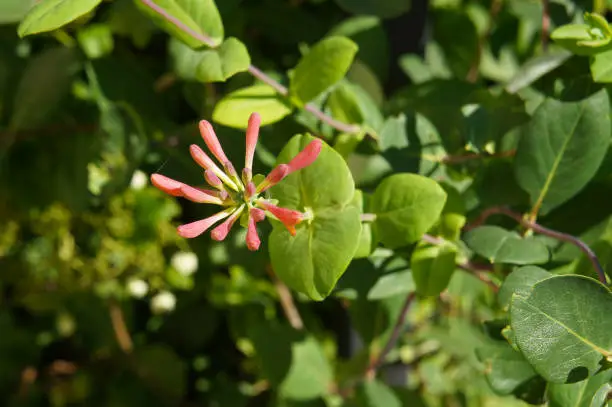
[{"xmin": 1, "ymin": 0, "xmax": 612, "ymax": 406}]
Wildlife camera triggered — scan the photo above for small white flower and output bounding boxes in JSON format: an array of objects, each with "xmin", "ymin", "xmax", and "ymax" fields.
[
  {"xmin": 127, "ymin": 279, "xmax": 149, "ymax": 299},
  {"xmin": 130, "ymin": 170, "xmax": 148, "ymax": 190},
  {"xmin": 151, "ymin": 291, "xmax": 176, "ymax": 314},
  {"xmin": 171, "ymin": 251, "xmax": 199, "ymax": 276}
]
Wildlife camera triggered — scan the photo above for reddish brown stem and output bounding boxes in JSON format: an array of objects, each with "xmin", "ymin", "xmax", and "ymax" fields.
[{"xmin": 465, "ymin": 206, "xmax": 607, "ymax": 284}]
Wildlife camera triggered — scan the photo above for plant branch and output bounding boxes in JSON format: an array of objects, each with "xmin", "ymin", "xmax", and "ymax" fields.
[
  {"xmin": 267, "ymin": 266, "xmax": 304, "ymax": 330},
  {"xmin": 465, "ymin": 206, "xmax": 608, "ymax": 284},
  {"xmin": 109, "ymin": 300, "xmax": 133, "ymax": 353},
  {"xmin": 365, "ymin": 292, "xmax": 416, "ymax": 379},
  {"xmin": 139, "ymin": 0, "xmax": 361, "ymax": 135}
]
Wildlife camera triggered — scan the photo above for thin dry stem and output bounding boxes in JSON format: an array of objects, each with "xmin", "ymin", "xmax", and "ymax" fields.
[
  {"xmin": 109, "ymin": 300, "xmax": 133, "ymax": 353},
  {"xmin": 267, "ymin": 266, "xmax": 304, "ymax": 330}
]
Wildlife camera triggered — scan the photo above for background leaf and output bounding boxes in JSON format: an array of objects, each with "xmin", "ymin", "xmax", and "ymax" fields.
[
  {"xmin": 371, "ymin": 173, "xmax": 447, "ymax": 249},
  {"xmin": 18, "ymin": 0, "xmax": 102, "ymax": 37},
  {"xmin": 289, "ymin": 36, "xmax": 358, "ymax": 105},
  {"xmin": 514, "ymin": 89, "xmax": 611, "ymax": 215}
]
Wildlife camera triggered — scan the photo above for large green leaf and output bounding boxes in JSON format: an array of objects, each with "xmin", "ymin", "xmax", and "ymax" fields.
[
  {"xmin": 18, "ymin": 0, "xmax": 102, "ymax": 37},
  {"xmin": 170, "ymin": 37, "xmax": 250, "ymax": 83},
  {"xmin": 548, "ymin": 370, "xmax": 612, "ymax": 407},
  {"xmin": 463, "ymin": 226, "xmax": 550, "ymax": 265},
  {"xmin": 514, "ymin": 89, "xmax": 611, "ymax": 215},
  {"xmin": 212, "ymin": 85, "xmax": 293, "ymax": 129},
  {"xmin": 135, "ymin": 0, "xmax": 224, "ymax": 48},
  {"xmin": 289, "ymin": 36, "xmax": 358, "ymax": 105},
  {"xmin": 269, "ymin": 134, "xmax": 360, "ymax": 300},
  {"xmin": 0, "ymin": 0, "xmax": 36, "ymax": 24},
  {"xmin": 411, "ymin": 242, "xmax": 457, "ymax": 297},
  {"xmin": 510, "ymin": 275, "xmax": 612, "ymax": 383},
  {"xmin": 371, "ymin": 173, "xmax": 447, "ymax": 249},
  {"xmin": 498, "ymin": 266, "xmax": 552, "ymax": 309},
  {"xmin": 334, "ymin": 0, "xmax": 411, "ymax": 19}
]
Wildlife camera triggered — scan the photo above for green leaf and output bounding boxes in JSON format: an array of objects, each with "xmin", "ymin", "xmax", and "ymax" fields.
[
  {"xmin": 135, "ymin": 0, "xmax": 224, "ymax": 48},
  {"xmin": 432, "ymin": 9, "xmax": 479, "ymax": 78},
  {"xmin": 289, "ymin": 36, "xmax": 358, "ymax": 105},
  {"xmin": 476, "ymin": 340, "xmax": 539, "ymax": 395},
  {"xmin": 367, "ymin": 270, "xmax": 415, "ymax": 300},
  {"xmin": 212, "ymin": 85, "xmax": 293, "ymax": 129},
  {"xmin": 327, "ymin": 81, "xmax": 383, "ymax": 131},
  {"xmin": 551, "ymin": 24, "xmax": 603, "ymax": 56},
  {"xmin": 514, "ymin": 89, "xmax": 611, "ymax": 215},
  {"xmin": 334, "ymin": 0, "xmax": 411, "ymax": 19},
  {"xmin": 504, "ymin": 51, "xmax": 572, "ymax": 94},
  {"xmin": 10, "ymin": 47, "xmax": 79, "ymax": 130},
  {"xmin": 18, "ymin": 0, "xmax": 102, "ymax": 37},
  {"xmin": 590, "ymin": 381, "xmax": 612, "ymax": 407},
  {"xmin": 170, "ymin": 37, "xmax": 250, "ymax": 83},
  {"xmin": 270, "ymin": 134, "xmax": 356, "ymax": 212},
  {"xmin": 250, "ymin": 324, "xmax": 332, "ymax": 400},
  {"xmin": 548, "ymin": 370, "xmax": 612, "ymax": 407},
  {"xmin": 411, "ymin": 242, "xmax": 457, "ymax": 297},
  {"xmin": 464, "ymin": 226, "xmax": 550, "ymax": 265},
  {"xmin": 510, "ymin": 275, "xmax": 612, "ymax": 383},
  {"xmin": 269, "ymin": 134, "xmax": 360, "ymax": 300},
  {"xmin": 590, "ymin": 49, "xmax": 612, "ymax": 83},
  {"xmin": 371, "ymin": 173, "xmax": 447, "ymax": 249},
  {"xmin": 279, "ymin": 337, "xmax": 333, "ymax": 400},
  {"xmin": 498, "ymin": 266, "xmax": 552, "ymax": 309},
  {"xmin": 0, "ymin": 0, "xmax": 35, "ymax": 24},
  {"xmin": 353, "ymin": 380, "xmax": 402, "ymax": 407},
  {"xmin": 328, "ymin": 16, "xmax": 389, "ymax": 80}
]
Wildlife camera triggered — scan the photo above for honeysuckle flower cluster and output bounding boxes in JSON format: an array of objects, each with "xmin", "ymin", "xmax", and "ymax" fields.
[{"xmin": 151, "ymin": 113, "xmax": 322, "ymax": 251}]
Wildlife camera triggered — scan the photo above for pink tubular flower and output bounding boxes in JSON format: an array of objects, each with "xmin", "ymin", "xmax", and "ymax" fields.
[
  {"xmin": 244, "ymin": 113, "xmax": 261, "ymax": 177},
  {"xmin": 287, "ymin": 139, "xmax": 323, "ymax": 173},
  {"xmin": 210, "ymin": 206, "xmax": 244, "ymax": 241},
  {"xmin": 151, "ymin": 174, "xmax": 223, "ymax": 205},
  {"xmin": 257, "ymin": 200, "xmax": 304, "ymax": 236},
  {"xmin": 177, "ymin": 209, "xmax": 233, "ymax": 238},
  {"xmin": 199, "ymin": 120, "xmax": 229, "ymax": 164},
  {"xmin": 256, "ymin": 164, "xmax": 289, "ymax": 193},
  {"xmin": 150, "ymin": 112, "xmax": 322, "ymax": 249},
  {"xmin": 246, "ymin": 216, "xmax": 261, "ymax": 251}
]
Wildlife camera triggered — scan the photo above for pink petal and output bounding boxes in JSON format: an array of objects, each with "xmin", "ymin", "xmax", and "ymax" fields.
[
  {"xmin": 180, "ymin": 184, "xmax": 224, "ymax": 205},
  {"xmin": 210, "ymin": 206, "xmax": 243, "ymax": 241},
  {"xmin": 151, "ymin": 174, "xmax": 183, "ymax": 196},
  {"xmin": 246, "ymin": 216, "xmax": 261, "ymax": 251},
  {"xmin": 287, "ymin": 139, "xmax": 323, "ymax": 173},
  {"xmin": 245, "ymin": 182, "xmax": 257, "ymax": 199},
  {"xmin": 258, "ymin": 201, "xmax": 304, "ymax": 236},
  {"xmin": 177, "ymin": 210, "xmax": 231, "ymax": 238},
  {"xmin": 204, "ymin": 170, "xmax": 223, "ymax": 189},
  {"xmin": 199, "ymin": 120, "xmax": 229, "ymax": 164},
  {"xmin": 190, "ymin": 144, "xmax": 239, "ymax": 191},
  {"xmin": 224, "ymin": 161, "xmax": 238, "ymax": 179},
  {"xmin": 250, "ymin": 207, "xmax": 266, "ymax": 222},
  {"xmin": 244, "ymin": 112, "xmax": 261, "ymax": 173},
  {"xmin": 256, "ymin": 164, "xmax": 290, "ymax": 193},
  {"xmin": 152, "ymin": 174, "xmax": 224, "ymax": 205}
]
